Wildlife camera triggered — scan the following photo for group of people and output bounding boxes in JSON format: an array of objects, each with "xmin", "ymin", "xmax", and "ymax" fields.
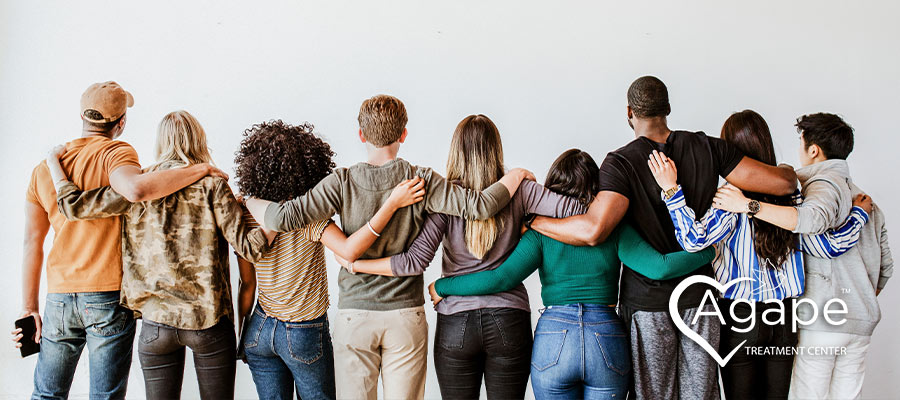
[{"xmin": 11, "ymin": 76, "xmax": 892, "ymax": 400}]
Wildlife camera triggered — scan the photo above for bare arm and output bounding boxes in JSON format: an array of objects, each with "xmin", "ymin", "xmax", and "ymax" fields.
[
  {"xmin": 236, "ymin": 258, "xmax": 256, "ymax": 334},
  {"xmin": 713, "ymin": 184, "xmax": 799, "ymax": 230},
  {"xmin": 530, "ymin": 191, "xmax": 629, "ymax": 246},
  {"xmin": 318, "ymin": 178, "xmax": 425, "ymax": 262},
  {"xmin": 13, "ymin": 202, "xmax": 50, "ymax": 348},
  {"xmin": 724, "ymin": 157, "xmax": 797, "ymax": 196},
  {"xmin": 108, "ymin": 164, "xmax": 227, "ymax": 203}
]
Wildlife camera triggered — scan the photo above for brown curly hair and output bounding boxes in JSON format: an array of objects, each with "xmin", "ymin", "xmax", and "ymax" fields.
[{"xmin": 234, "ymin": 120, "xmax": 336, "ymax": 203}]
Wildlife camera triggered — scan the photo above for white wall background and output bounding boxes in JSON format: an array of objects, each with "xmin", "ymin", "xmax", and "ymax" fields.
[{"xmin": 1, "ymin": 1, "xmax": 898, "ymax": 398}]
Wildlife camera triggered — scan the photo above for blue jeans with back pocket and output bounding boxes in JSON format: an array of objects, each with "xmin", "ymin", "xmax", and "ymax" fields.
[
  {"xmin": 530, "ymin": 304, "xmax": 630, "ymax": 399},
  {"xmin": 33, "ymin": 291, "xmax": 136, "ymax": 400},
  {"xmin": 243, "ymin": 305, "xmax": 335, "ymax": 400}
]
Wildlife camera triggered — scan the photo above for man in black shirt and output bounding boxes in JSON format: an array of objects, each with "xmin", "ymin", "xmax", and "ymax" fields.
[{"xmin": 531, "ymin": 76, "xmax": 797, "ymax": 399}]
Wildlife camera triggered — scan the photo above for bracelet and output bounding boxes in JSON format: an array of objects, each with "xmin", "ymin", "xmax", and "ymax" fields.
[
  {"xmin": 366, "ymin": 221, "xmax": 381, "ymax": 237},
  {"xmin": 347, "ymin": 261, "xmax": 356, "ymax": 275}
]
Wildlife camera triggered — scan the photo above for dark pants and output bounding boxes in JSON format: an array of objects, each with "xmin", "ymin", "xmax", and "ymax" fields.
[
  {"xmin": 243, "ymin": 305, "xmax": 336, "ymax": 400},
  {"xmin": 619, "ymin": 303, "xmax": 721, "ymax": 400},
  {"xmin": 434, "ymin": 308, "xmax": 532, "ymax": 399},
  {"xmin": 720, "ymin": 298, "xmax": 798, "ymax": 400},
  {"xmin": 138, "ymin": 319, "xmax": 236, "ymax": 400}
]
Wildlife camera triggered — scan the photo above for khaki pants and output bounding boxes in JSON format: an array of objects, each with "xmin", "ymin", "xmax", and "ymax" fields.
[{"xmin": 333, "ymin": 306, "xmax": 428, "ymax": 400}]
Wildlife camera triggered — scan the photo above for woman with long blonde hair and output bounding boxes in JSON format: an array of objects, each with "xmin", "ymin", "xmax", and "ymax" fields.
[
  {"xmin": 45, "ymin": 110, "xmax": 276, "ymax": 400},
  {"xmin": 336, "ymin": 114, "xmax": 587, "ymax": 398}
]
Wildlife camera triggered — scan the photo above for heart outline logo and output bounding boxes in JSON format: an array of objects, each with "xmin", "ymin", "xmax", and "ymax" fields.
[{"xmin": 668, "ymin": 275, "xmax": 753, "ymax": 367}]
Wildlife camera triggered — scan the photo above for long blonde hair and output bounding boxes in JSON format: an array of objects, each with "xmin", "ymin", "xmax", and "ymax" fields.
[
  {"xmin": 446, "ymin": 115, "xmax": 505, "ymax": 259},
  {"xmin": 148, "ymin": 110, "xmax": 213, "ymax": 172}
]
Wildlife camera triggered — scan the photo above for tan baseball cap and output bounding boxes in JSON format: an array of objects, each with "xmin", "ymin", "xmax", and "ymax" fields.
[{"xmin": 80, "ymin": 81, "xmax": 134, "ymax": 123}]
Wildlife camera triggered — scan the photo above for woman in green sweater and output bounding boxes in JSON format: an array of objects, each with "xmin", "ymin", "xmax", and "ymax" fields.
[{"xmin": 428, "ymin": 149, "xmax": 715, "ymax": 399}]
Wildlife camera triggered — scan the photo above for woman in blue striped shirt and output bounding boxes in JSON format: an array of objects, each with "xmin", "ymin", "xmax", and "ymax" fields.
[{"xmin": 646, "ymin": 110, "xmax": 870, "ymax": 400}]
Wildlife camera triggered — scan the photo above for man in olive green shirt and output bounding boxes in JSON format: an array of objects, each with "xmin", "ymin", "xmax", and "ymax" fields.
[{"xmin": 246, "ymin": 95, "xmax": 532, "ymax": 400}]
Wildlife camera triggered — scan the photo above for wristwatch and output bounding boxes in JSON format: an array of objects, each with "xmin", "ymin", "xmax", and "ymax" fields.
[
  {"xmin": 663, "ymin": 186, "xmax": 678, "ymax": 200},
  {"xmin": 524, "ymin": 214, "xmax": 537, "ymax": 230},
  {"xmin": 747, "ymin": 200, "xmax": 761, "ymax": 216}
]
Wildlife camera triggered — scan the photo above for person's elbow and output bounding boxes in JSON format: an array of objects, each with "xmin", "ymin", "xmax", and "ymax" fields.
[
  {"xmin": 772, "ymin": 168, "xmax": 799, "ymax": 196},
  {"xmin": 115, "ymin": 181, "xmax": 149, "ymax": 202},
  {"xmin": 265, "ymin": 203, "xmax": 294, "ymax": 232},
  {"xmin": 582, "ymin": 223, "xmax": 608, "ymax": 246}
]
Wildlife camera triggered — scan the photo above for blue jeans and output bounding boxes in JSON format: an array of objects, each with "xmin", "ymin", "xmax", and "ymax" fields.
[
  {"xmin": 530, "ymin": 304, "xmax": 630, "ymax": 399},
  {"xmin": 243, "ymin": 305, "xmax": 335, "ymax": 400},
  {"xmin": 33, "ymin": 291, "xmax": 136, "ymax": 400}
]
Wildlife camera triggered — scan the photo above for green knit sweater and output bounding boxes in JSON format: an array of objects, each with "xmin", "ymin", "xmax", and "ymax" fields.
[{"xmin": 434, "ymin": 224, "xmax": 715, "ymax": 306}]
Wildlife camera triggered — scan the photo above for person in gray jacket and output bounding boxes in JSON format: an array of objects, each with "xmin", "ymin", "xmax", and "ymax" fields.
[{"xmin": 713, "ymin": 112, "xmax": 892, "ymax": 400}]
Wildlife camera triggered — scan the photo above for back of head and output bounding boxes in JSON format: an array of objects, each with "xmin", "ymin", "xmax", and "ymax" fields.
[
  {"xmin": 544, "ymin": 149, "xmax": 601, "ymax": 207},
  {"xmin": 796, "ymin": 113, "xmax": 854, "ymax": 160},
  {"xmin": 234, "ymin": 120, "xmax": 335, "ymax": 203},
  {"xmin": 627, "ymin": 76, "xmax": 671, "ymax": 118},
  {"xmin": 721, "ymin": 109, "xmax": 795, "ymax": 267},
  {"xmin": 721, "ymin": 110, "xmax": 777, "ymax": 166},
  {"xmin": 81, "ymin": 81, "xmax": 133, "ymax": 135},
  {"xmin": 358, "ymin": 94, "xmax": 408, "ymax": 147},
  {"xmin": 151, "ymin": 110, "xmax": 212, "ymax": 172},
  {"xmin": 447, "ymin": 114, "xmax": 506, "ymax": 259}
]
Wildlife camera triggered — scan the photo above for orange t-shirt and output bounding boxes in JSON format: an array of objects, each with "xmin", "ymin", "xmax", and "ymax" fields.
[{"xmin": 26, "ymin": 136, "xmax": 140, "ymax": 293}]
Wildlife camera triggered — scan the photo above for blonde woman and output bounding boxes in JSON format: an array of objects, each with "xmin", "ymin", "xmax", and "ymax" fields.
[
  {"xmin": 43, "ymin": 110, "xmax": 275, "ymax": 399},
  {"xmin": 334, "ymin": 114, "xmax": 587, "ymax": 398}
]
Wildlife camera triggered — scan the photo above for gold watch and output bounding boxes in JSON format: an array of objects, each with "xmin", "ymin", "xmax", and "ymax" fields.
[{"xmin": 663, "ymin": 186, "xmax": 678, "ymax": 200}]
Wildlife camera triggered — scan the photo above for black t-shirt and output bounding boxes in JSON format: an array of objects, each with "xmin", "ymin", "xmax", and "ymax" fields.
[{"xmin": 599, "ymin": 130, "xmax": 743, "ymax": 311}]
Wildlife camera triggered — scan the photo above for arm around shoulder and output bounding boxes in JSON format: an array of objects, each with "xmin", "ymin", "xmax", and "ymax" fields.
[
  {"xmin": 725, "ymin": 157, "xmax": 797, "ymax": 196},
  {"xmin": 261, "ymin": 172, "xmax": 343, "ymax": 232},
  {"xmin": 56, "ymin": 181, "xmax": 131, "ymax": 221},
  {"xmin": 531, "ymin": 191, "xmax": 628, "ymax": 246}
]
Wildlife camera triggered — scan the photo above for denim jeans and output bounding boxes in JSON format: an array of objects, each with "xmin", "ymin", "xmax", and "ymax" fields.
[
  {"xmin": 138, "ymin": 319, "xmax": 236, "ymax": 400},
  {"xmin": 433, "ymin": 307, "xmax": 532, "ymax": 399},
  {"xmin": 33, "ymin": 291, "xmax": 136, "ymax": 400},
  {"xmin": 720, "ymin": 298, "xmax": 798, "ymax": 400},
  {"xmin": 530, "ymin": 304, "xmax": 629, "ymax": 399},
  {"xmin": 243, "ymin": 305, "xmax": 336, "ymax": 400}
]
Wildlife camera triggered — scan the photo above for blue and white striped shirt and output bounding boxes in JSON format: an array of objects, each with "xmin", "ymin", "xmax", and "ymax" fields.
[{"xmin": 663, "ymin": 186, "xmax": 869, "ymax": 301}]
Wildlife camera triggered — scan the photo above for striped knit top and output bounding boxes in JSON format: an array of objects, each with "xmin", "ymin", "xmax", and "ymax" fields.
[{"xmin": 244, "ymin": 210, "xmax": 332, "ymax": 322}]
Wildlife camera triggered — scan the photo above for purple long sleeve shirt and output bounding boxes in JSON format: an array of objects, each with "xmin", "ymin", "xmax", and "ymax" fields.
[{"xmin": 390, "ymin": 180, "xmax": 587, "ymax": 314}]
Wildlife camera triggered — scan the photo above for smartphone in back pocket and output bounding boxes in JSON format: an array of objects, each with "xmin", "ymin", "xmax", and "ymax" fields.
[{"xmin": 15, "ymin": 315, "xmax": 40, "ymax": 358}]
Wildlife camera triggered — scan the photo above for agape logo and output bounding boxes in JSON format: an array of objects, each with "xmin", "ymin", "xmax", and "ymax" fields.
[{"xmin": 669, "ymin": 276, "xmax": 849, "ymax": 367}]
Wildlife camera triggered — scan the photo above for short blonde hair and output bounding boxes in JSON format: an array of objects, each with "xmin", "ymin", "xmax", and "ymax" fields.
[
  {"xmin": 357, "ymin": 95, "xmax": 407, "ymax": 147},
  {"xmin": 149, "ymin": 110, "xmax": 213, "ymax": 172}
]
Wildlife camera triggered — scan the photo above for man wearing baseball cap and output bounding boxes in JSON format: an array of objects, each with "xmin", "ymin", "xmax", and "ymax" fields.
[{"xmin": 14, "ymin": 81, "xmax": 226, "ymax": 399}]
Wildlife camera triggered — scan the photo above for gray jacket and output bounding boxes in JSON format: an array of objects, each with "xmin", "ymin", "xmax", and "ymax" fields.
[{"xmin": 794, "ymin": 159, "xmax": 893, "ymax": 336}]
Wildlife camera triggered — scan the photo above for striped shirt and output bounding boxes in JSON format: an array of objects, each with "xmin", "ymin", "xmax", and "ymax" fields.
[
  {"xmin": 663, "ymin": 186, "xmax": 868, "ymax": 301},
  {"xmin": 244, "ymin": 210, "xmax": 332, "ymax": 322}
]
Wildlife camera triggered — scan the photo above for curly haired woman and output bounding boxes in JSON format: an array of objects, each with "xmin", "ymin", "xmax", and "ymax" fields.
[{"xmin": 233, "ymin": 120, "xmax": 424, "ymax": 400}]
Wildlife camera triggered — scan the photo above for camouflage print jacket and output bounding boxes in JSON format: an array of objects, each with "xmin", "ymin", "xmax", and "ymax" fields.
[{"xmin": 55, "ymin": 161, "xmax": 270, "ymax": 330}]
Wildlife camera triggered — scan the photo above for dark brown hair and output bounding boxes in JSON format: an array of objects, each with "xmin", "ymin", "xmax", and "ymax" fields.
[
  {"xmin": 721, "ymin": 110, "xmax": 796, "ymax": 267},
  {"xmin": 796, "ymin": 113, "xmax": 854, "ymax": 160},
  {"xmin": 82, "ymin": 111, "xmax": 124, "ymax": 133},
  {"xmin": 544, "ymin": 149, "xmax": 601, "ymax": 207},
  {"xmin": 234, "ymin": 120, "xmax": 336, "ymax": 203}
]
